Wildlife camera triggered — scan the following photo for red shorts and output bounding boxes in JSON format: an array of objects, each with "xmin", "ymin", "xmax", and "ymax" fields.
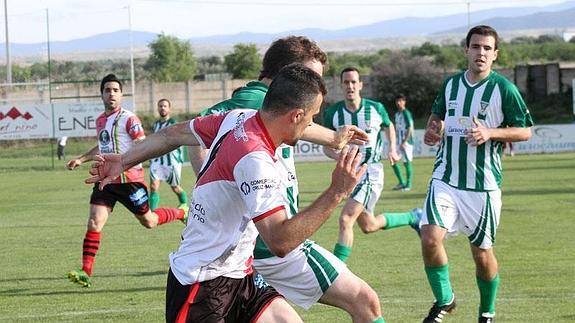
[
  {"xmin": 165, "ymin": 268, "xmax": 282, "ymax": 322},
  {"xmin": 90, "ymin": 182, "xmax": 150, "ymax": 215}
]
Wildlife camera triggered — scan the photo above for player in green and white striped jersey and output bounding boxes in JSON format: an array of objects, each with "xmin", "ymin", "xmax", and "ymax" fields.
[
  {"xmin": 324, "ymin": 67, "xmax": 423, "ymax": 263},
  {"xmin": 391, "ymin": 94, "xmax": 415, "ymax": 191},
  {"xmin": 149, "ymin": 99, "xmax": 188, "ymax": 210},
  {"xmin": 420, "ymin": 26, "xmax": 533, "ymax": 323}
]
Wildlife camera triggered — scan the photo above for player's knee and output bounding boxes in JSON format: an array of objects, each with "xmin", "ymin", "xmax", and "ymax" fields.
[
  {"xmin": 338, "ymin": 214, "xmax": 355, "ymax": 229},
  {"xmin": 356, "ymin": 284, "xmax": 381, "ymax": 316},
  {"xmin": 420, "ymin": 233, "xmax": 442, "ymax": 250}
]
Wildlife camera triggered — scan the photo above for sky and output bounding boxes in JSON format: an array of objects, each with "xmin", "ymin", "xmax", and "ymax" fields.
[{"xmin": 3, "ymin": 0, "xmax": 569, "ymax": 43}]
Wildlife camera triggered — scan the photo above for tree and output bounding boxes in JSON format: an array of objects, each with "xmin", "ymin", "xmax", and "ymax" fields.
[
  {"xmin": 411, "ymin": 42, "xmax": 441, "ymax": 57},
  {"xmin": 144, "ymin": 34, "xmax": 197, "ymax": 82},
  {"xmin": 224, "ymin": 44, "xmax": 261, "ymax": 79},
  {"xmin": 371, "ymin": 52, "xmax": 444, "ymax": 120}
]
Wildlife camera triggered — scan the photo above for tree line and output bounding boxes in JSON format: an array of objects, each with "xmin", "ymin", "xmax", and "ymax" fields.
[{"xmin": 3, "ymin": 33, "xmax": 574, "ymax": 123}]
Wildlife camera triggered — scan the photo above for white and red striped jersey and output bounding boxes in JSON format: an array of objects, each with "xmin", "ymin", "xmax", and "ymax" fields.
[
  {"xmin": 96, "ymin": 108, "xmax": 145, "ymax": 184},
  {"xmin": 169, "ymin": 109, "xmax": 288, "ymax": 285}
]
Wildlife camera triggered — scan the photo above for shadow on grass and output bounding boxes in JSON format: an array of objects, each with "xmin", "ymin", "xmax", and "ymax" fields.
[
  {"xmin": 505, "ymin": 188, "xmax": 575, "ymax": 196},
  {"xmin": 0, "ymin": 270, "xmax": 166, "ymax": 285},
  {"xmin": 0, "ymin": 286, "xmax": 164, "ymax": 297}
]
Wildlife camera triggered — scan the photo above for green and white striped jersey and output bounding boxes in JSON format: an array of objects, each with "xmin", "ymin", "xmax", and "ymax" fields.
[
  {"xmin": 150, "ymin": 118, "xmax": 185, "ymax": 166},
  {"xmin": 324, "ymin": 98, "xmax": 392, "ymax": 164},
  {"xmin": 431, "ymin": 71, "xmax": 533, "ymax": 191},
  {"xmin": 395, "ymin": 109, "xmax": 414, "ymax": 145}
]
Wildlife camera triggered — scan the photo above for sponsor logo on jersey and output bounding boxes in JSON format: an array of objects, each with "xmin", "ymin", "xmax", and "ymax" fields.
[
  {"xmin": 130, "ymin": 123, "xmax": 143, "ymax": 134},
  {"xmin": 445, "ymin": 118, "xmax": 471, "ymax": 136},
  {"xmin": 191, "ymin": 202, "xmax": 206, "ymax": 223},
  {"xmin": 287, "ymin": 171, "xmax": 296, "ymax": 182},
  {"xmin": 233, "ymin": 112, "xmax": 248, "ymax": 142},
  {"xmin": 240, "ymin": 182, "xmax": 251, "ymax": 195},
  {"xmin": 448, "ymin": 101, "xmax": 458, "ymax": 110},
  {"xmin": 99, "ymin": 130, "xmax": 111, "ymax": 144},
  {"xmin": 129, "ymin": 188, "xmax": 149, "ymax": 206},
  {"xmin": 249, "ymin": 178, "xmax": 279, "ymax": 191}
]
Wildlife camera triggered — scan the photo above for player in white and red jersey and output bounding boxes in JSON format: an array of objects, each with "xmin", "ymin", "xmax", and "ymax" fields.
[
  {"xmin": 65, "ymin": 74, "xmax": 187, "ymax": 288},
  {"xmin": 87, "ymin": 64, "xmax": 384, "ymax": 322}
]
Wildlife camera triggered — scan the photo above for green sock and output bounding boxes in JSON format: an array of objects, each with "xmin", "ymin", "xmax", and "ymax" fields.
[
  {"xmin": 372, "ymin": 317, "xmax": 385, "ymax": 323},
  {"xmin": 391, "ymin": 163, "xmax": 405, "ymax": 185},
  {"xmin": 405, "ymin": 161, "xmax": 413, "ymax": 187},
  {"xmin": 149, "ymin": 191, "xmax": 160, "ymax": 210},
  {"xmin": 425, "ymin": 264, "xmax": 454, "ymax": 306},
  {"xmin": 178, "ymin": 190, "xmax": 188, "ymax": 204},
  {"xmin": 477, "ymin": 274, "xmax": 499, "ymax": 316},
  {"xmin": 333, "ymin": 243, "xmax": 352, "ymax": 262},
  {"xmin": 383, "ymin": 212, "xmax": 413, "ymax": 229}
]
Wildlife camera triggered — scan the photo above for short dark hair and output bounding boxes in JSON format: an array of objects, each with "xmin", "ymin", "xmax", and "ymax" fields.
[
  {"xmin": 262, "ymin": 63, "xmax": 327, "ymax": 116},
  {"xmin": 100, "ymin": 74, "xmax": 123, "ymax": 94},
  {"xmin": 259, "ymin": 36, "xmax": 327, "ymax": 80},
  {"xmin": 340, "ymin": 67, "xmax": 361, "ymax": 82},
  {"xmin": 157, "ymin": 98, "xmax": 171, "ymax": 107},
  {"xmin": 395, "ymin": 94, "xmax": 406, "ymax": 101},
  {"xmin": 466, "ymin": 25, "xmax": 499, "ymax": 50}
]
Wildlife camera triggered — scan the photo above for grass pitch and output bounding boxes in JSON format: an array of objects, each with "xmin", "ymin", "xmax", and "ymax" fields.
[{"xmin": 0, "ymin": 148, "xmax": 574, "ymax": 322}]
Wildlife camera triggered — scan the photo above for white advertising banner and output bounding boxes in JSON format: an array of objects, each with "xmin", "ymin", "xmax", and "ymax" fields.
[
  {"xmin": 53, "ymin": 103, "xmax": 102, "ymax": 138},
  {"xmin": 0, "ymin": 102, "xmax": 134, "ymax": 140},
  {"xmin": 0, "ymin": 104, "xmax": 52, "ymax": 140},
  {"xmin": 294, "ymin": 125, "xmax": 575, "ymax": 161}
]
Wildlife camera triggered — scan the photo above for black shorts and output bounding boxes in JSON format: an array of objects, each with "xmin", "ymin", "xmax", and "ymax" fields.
[
  {"xmin": 90, "ymin": 182, "xmax": 150, "ymax": 215},
  {"xmin": 165, "ymin": 268, "xmax": 282, "ymax": 323}
]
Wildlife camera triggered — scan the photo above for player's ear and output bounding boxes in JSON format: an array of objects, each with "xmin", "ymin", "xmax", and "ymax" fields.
[{"xmin": 291, "ymin": 108, "xmax": 305, "ymax": 124}]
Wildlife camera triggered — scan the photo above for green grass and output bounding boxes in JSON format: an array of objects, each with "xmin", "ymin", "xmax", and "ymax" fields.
[{"xmin": 0, "ymin": 152, "xmax": 574, "ymax": 322}]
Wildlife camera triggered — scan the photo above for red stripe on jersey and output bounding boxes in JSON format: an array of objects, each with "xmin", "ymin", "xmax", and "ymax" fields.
[
  {"xmin": 175, "ymin": 282, "xmax": 200, "ymax": 323},
  {"xmin": 253, "ymin": 205, "xmax": 285, "ymax": 223}
]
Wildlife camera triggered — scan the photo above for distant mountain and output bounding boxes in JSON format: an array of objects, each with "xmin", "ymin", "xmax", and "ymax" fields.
[
  {"xmin": 442, "ymin": 7, "xmax": 575, "ymax": 34},
  {"xmin": 2, "ymin": 0, "xmax": 575, "ymax": 59}
]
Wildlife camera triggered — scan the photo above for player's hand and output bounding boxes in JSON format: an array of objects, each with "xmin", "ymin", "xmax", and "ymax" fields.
[
  {"xmin": 388, "ymin": 150, "xmax": 401, "ymax": 165},
  {"xmin": 334, "ymin": 125, "xmax": 369, "ymax": 149},
  {"xmin": 85, "ymin": 154, "xmax": 123, "ymax": 190},
  {"xmin": 66, "ymin": 159, "xmax": 82, "ymax": 170},
  {"xmin": 330, "ymin": 145, "xmax": 367, "ymax": 198},
  {"xmin": 424, "ymin": 120, "xmax": 442, "ymax": 146},
  {"xmin": 466, "ymin": 116, "xmax": 490, "ymax": 146}
]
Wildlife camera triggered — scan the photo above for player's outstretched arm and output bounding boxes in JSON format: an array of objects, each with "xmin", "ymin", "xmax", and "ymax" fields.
[
  {"xmin": 85, "ymin": 121, "xmax": 200, "ymax": 189},
  {"xmin": 255, "ymin": 145, "xmax": 366, "ymax": 257},
  {"xmin": 302, "ymin": 122, "xmax": 368, "ymax": 149},
  {"xmin": 66, "ymin": 145, "xmax": 99, "ymax": 170}
]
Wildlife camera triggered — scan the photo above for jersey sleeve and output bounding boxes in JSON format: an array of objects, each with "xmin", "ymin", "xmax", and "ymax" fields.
[
  {"xmin": 404, "ymin": 110, "xmax": 414, "ymax": 128},
  {"xmin": 190, "ymin": 113, "xmax": 227, "ymax": 149},
  {"xmin": 233, "ymin": 151, "xmax": 285, "ymax": 223},
  {"xmin": 376, "ymin": 102, "xmax": 391, "ymax": 128},
  {"xmin": 431, "ymin": 79, "xmax": 449, "ymax": 119},
  {"xmin": 126, "ymin": 115, "xmax": 145, "ymax": 140},
  {"xmin": 322, "ymin": 105, "xmax": 337, "ymax": 130},
  {"xmin": 499, "ymin": 80, "xmax": 534, "ymax": 128}
]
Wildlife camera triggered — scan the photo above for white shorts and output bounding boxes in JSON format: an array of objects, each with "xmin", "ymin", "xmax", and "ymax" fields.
[
  {"xmin": 351, "ymin": 162, "xmax": 384, "ymax": 214},
  {"xmin": 253, "ymin": 240, "xmax": 347, "ymax": 309},
  {"xmin": 421, "ymin": 179, "xmax": 502, "ymax": 249},
  {"xmin": 397, "ymin": 143, "xmax": 414, "ymax": 162},
  {"xmin": 149, "ymin": 162, "xmax": 182, "ymax": 187}
]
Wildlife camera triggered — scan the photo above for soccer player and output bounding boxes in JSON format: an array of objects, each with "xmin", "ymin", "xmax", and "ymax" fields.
[
  {"xmin": 65, "ymin": 74, "xmax": 187, "ymax": 288},
  {"xmin": 323, "ymin": 67, "xmax": 423, "ymax": 263},
  {"xmin": 149, "ymin": 99, "xmax": 188, "ymax": 210},
  {"xmin": 391, "ymin": 94, "xmax": 415, "ymax": 191},
  {"xmin": 87, "ymin": 64, "xmax": 383, "ymax": 322},
  {"xmin": 420, "ymin": 25, "xmax": 533, "ymax": 323},
  {"xmin": 190, "ymin": 36, "xmax": 385, "ymax": 322}
]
